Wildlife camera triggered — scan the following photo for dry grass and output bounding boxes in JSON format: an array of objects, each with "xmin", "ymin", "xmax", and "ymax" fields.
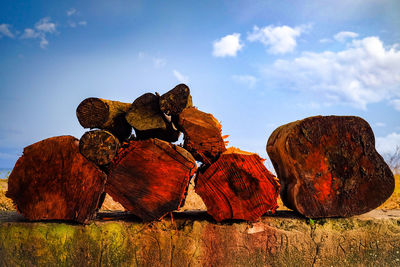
[
  {"xmin": 0, "ymin": 179, "xmax": 15, "ymax": 211},
  {"xmin": 378, "ymin": 174, "xmax": 400, "ymax": 209}
]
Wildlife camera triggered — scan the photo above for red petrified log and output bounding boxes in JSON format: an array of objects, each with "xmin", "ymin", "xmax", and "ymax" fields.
[
  {"xmin": 6, "ymin": 136, "xmax": 107, "ymax": 223},
  {"xmin": 267, "ymin": 116, "xmax": 395, "ymax": 218},
  {"xmin": 195, "ymin": 148, "xmax": 280, "ymax": 221},
  {"xmin": 106, "ymin": 138, "xmax": 197, "ymax": 221},
  {"xmin": 178, "ymin": 107, "xmax": 226, "ymax": 164}
]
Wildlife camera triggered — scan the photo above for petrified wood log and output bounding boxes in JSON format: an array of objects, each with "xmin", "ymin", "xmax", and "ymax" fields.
[
  {"xmin": 178, "ymin": 107, "xmax": 226, "ymax": 164},
  {"xmin": 159, "ymin": 83, "xmax": 193, "ymax": 116},
  {"xmin": 125, "ymin": 93, "xmax": 180, "ymax": 142},
  {"xmin": 6, "ymin": 136, "xmax": 107, "ymax": 223},
  {"xmin": 79, "ymin": 130, "xmax": 120, "ymax": 166},
  {"xmin": 195, "ymin": 147, "xmax": 280, "ymax": 221},
  {"xmin": 76, "ymin": 98, "xmax": 132, "ymax": 140},
  {"xmin": 267, "ymin": 115, "xmax": 395, "ymax": 218},
  {"xmin": 106, "ymin": 138, "xmax": 197, "ymax": 221}
]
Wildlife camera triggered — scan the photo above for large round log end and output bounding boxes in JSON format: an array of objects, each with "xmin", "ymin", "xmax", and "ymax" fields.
[
  {"xmin": 76, "ymin": 98, "xmax": 109, "ymax": 128},
  {"xmin": 267, "ymin": 115, "xmax": 395, "ymax": 218}
]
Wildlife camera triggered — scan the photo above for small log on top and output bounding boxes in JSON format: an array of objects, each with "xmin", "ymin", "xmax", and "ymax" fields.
[
  {"xmin": 79, "ymin": 130, "xmax": 120, "ymax": 166},
  {"xmin": 177, "ymin": 107, "xmax": 226, "ymax": 164},
  {"xmin": 6, "ymin": 135, "xmax": 107, "ymax": 224},
  {"xmin": 106, "ymin": 138, "xmax": 197, "ymax": 221},
  {"xmin": 195, "ymin": 147, "xmax": 280, "ymax": 222},
  {"xmin": 76, "ymin": 98, "xmax": 132, "ymax": 141},
  {"xmin": 159, "ymin": 83, "xmax": 193, "ymax": 116},
  {"xmin": 125, "ymin": 93, "xmax": 180, "ymax": 142},
  {"xmin": 267, "ymin": 115, "xmax": 395, "ymax": 218}
]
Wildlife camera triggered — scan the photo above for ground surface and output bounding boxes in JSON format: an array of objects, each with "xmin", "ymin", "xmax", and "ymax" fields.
[{"xmin": 1, "ymin": 209, "xmax": 400, "ymax": 266}]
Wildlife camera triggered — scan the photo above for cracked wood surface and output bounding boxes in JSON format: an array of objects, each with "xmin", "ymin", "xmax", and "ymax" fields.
[
  {"xmin": 267, "ymin": 116, "xmax": 395, "ymax": 218},
  {"xmin": 5, "ymin": 136, "xmax": 107, "ymax": 224}
]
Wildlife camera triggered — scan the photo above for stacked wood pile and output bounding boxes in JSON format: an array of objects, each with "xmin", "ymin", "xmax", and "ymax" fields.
[
  {"xmin": 6, "ymin": 84, "xmax": 280, "ymax": 223},
  {"xmin": 6, "ymin": 83, "xmax": 394, "ymax": 222}
]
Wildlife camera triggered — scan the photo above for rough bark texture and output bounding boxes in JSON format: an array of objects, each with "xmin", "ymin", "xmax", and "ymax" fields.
[
  {"xmin": 159, "ymin": 83, "xmax": 193, "ymax": 116},
  {"xmin": 106, "ymin": 138, "xmax": 197, "ymax": 221},
  {"xmin": 178, "ymin": 107, "xmax": 226, "ymax": 164},
  {"xmin": 6, "ymin": 136, "xmax": 107, "ymax": 224},
  {"xmin": 76, "ymin": 98, "xmax": 132, "ymax": 140},
  {"xmin": 267, "ymin": 115, "xmax": 395, "ymax": 218},
  {"xmin": 195, "ymin": 148, "xmax": 280, "ymax": 221},
  {"xmin": 126, "ymin": 93, "xmax": 180, "ymax": 142},
  {"xmin": 79, "ymin": 130, "xmax": 120, "ymax": 166}
]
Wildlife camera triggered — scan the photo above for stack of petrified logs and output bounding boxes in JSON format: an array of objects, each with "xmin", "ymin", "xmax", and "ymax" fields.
[
  {"xmin": 6, "ymin": 84, "xmax": 395, "ymax": 223},
  {"xmin": 6, "ymin": 84, "xmax": 281, "ymax": 223}
]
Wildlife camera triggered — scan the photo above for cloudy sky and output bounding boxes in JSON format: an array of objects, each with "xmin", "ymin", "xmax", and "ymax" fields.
[{"xmin": 0, "ymin": 0, "xmax": 400, "ymax": 168}]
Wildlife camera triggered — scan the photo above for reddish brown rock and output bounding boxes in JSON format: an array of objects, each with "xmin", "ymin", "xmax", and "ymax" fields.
[
  {"xmin": 6, "ymin": 136, "xmax": 107, "ymax": 224},
  {"xmin": 106, "ymin": 138, "xmax": 197, "ymax": 221},
  {"xmin": 178, "ymin": 107, "xmax": 226, "ymax": 164},
  {"xmin": 267, "ymin": 116, "xmax": 395, "ymax": 218},
  {"xmin": 195, "ymin": 148, "xmax": 280, "ymax": 222}
]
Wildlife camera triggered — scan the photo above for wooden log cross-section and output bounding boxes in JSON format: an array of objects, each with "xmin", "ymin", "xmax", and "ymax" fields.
[
  {"xmin": 106, "ymin": 138, "xmax": 197, "ymax": 221},
  {"xmin": 79, "ymin": 130, "xmax": 120, "ymax": 166},
  {"xmin": 125, "ymin": 93, "xmax": 180, "ymax": 142},
  {"xmin": 195, "ymin": 148, "xmax": 280, "ymax": 222},
  {"xmin": 267, "ymin": 116, "xmax": 395, "ymax": 218},
  {"xmin": 159, "ymin": 83, "xmax": 193, "ymax": 116},
  {"xmin": 6, "ymin": 136, "xmax": 107, "ymax": 224},
  {"xmin": 178, "ymin": 107, "xmax": 227, "ymax": 164},
  {"xmin": 76, "ymin": 98, "xmax": 132, "ymax": 141}
]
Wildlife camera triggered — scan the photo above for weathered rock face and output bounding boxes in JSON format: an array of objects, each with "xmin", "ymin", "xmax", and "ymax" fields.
[
  {"xmin": 267, "ymin": 116, "xmax": 395, "ymax": 218},
  {"xmin": 1, "ymin": 210, "xmax": 399, "ymax": 266}
]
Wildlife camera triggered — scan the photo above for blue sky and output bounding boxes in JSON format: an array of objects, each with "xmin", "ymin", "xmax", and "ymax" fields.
[{"xmin": 0, "ymin": 0, "xmax": 400, "ymax": 168}]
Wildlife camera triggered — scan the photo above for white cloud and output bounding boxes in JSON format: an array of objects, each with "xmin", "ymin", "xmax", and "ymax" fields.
[
  {"xmin": 376, "ymin": 132, "xmax": 400, "ymax": 155},
  {"xmin": 213, "ymin": 33, "xmax": 243, "ymax": 57},
  {"xmin": 334, "ymin": 31, "xmax": 359, "ymax": 42},
  {"xmin": 68, "ymin": 21, "xmax": 77, "ymax": 28},
  {"xmin": 264, "ymin": 36, "xmax": 400, "ymax": 109},
  {"xmin": 173, "ymin": 70, "xmax": 189, "ymax": 84},
  {"xmin": 20, "ymin": 17, "xmax": 57, "ymax": 49},
  {"xmin": 390, "ymin": 99, "xmax": 400, "ymax": 111},
  {"xmin": 0, "ymin": 24, "xmax": 14, "ymax": 38},
  {"xmin": 39, "ymin": 37, "xmax": 49, "ymax": 49},
  {"xmin": 35, "ymin": 17, "xmax": 56, "ymax": 33},
  {"xmin": 21, "ymin": 28, "xmax": 39, "ymax": 39},
  {"xmin": 68, "ymin": 20, "xmax": 87, "ymax": 28},
  {"xmin": 375, "ymin": 122, "xmax": 386, "ymax": 127},
  {"xmin": 247, "ymin": 24, "xmax": 309, "ymax": 54},
  {"xmin": 319, "ymin": 38, "xmax": 332, "ymax": 43},
  {"xmin": 153, "ymin": 57, "xmax": 167, "ymax": 68},
  {"xmin": 232, "ymin": 75, "xmax": 257, "ymax": 88},
  {"xmin": 67, "ymin": 8, "xmax": 77, "ymax": 16}
]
